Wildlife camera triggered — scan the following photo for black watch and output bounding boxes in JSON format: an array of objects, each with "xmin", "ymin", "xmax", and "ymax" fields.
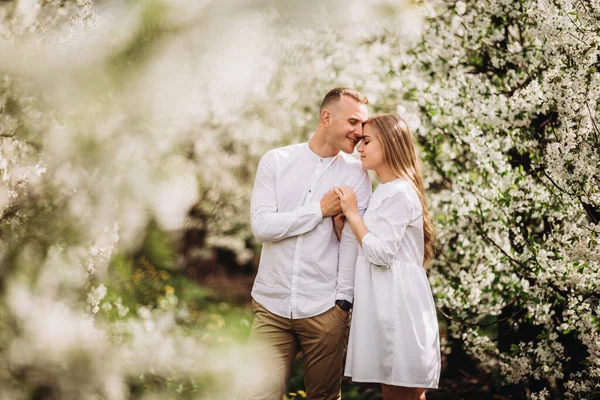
[{"xmin": 335, "ymin": 299, "xmax": 353, "ymax": 311}]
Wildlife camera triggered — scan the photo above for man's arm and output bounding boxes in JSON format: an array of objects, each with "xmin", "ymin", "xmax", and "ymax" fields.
[
  {"xmin": 250, "ymin": 152, "xmax": 341, "ymax": 243},
  {"xmin": 335, "ymin": 170, "xmax": 372, "ymax": 304}
]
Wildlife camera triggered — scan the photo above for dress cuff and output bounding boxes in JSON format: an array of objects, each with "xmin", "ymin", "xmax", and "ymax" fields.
[
  {"xmin": 361, "ymin": 232, "xmax": 375, "ymax": 260},
  {"xmin": 361, "ymin": 232, "xmax": 388, "ymax": 268}
]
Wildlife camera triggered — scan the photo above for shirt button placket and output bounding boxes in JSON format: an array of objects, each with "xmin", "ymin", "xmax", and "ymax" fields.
[
  {"xmin": 291, "ymin": 237, "xmax": 301, "ymax": 318},
  {"xmin": 291, "ymin": 160, "xmax": 323, "ymax": 318}
]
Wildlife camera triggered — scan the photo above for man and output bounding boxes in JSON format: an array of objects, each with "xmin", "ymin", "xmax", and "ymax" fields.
[{"xmin": 248, "ymin": 88, "xmax": 372, "ymax": 400}]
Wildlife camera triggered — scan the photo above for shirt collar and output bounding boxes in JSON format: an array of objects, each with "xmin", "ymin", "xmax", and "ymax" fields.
[{"xmin": 304, "ymin": 142, "xmax": 338, "ymax": 163}]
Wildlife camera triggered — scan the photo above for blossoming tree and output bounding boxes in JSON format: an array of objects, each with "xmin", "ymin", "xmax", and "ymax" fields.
[
  {"xmin": 0, "ymin": 0, "xmax": 416, "ymax": 398},
  {"xmin": 1, "ymin": 0, "xmax": 599, "ymax": 399},
  {"xmin": 375, "ymin": 1, "xmax": 599, "ymax": 398}
]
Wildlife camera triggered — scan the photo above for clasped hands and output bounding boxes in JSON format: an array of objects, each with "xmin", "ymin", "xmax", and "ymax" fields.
[{"xmin": 320, "ymin": 186, "xmax": 358, "ymax": 241}]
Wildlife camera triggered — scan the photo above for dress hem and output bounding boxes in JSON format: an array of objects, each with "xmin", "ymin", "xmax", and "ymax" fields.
[{"xmin": 343, "ymin": 375, "xmax": 438, "ymax": 389}]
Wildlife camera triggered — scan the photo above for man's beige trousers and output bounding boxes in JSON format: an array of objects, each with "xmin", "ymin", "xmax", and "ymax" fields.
[{"xmin": 247, "ymin": 299, "xmax": 350, "ymax": 400}]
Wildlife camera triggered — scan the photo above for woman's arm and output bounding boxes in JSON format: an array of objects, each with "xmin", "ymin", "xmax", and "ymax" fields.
[
  {"xmin": 334, "ymin": 186, "xmax": 369, "ymax": 244},
  {"xmin": 336, "ymin": 185, "xmax": 415, "ymax": 267},
  {"xmin": 344, "ymin": 211, "xmax": 369, "ymax": 245}
]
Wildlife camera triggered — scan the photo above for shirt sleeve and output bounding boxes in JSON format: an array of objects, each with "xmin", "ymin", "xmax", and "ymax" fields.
[
  {"xmin": 361, "ymin": 189, "xmax": 417, "ymax": 268},
  {"xmin": 250, "ymin": 152, "xmax": 323, "ymax": 243},
  {"xmin": 335, "ymin": 169, "xmax": 372, "ymax": 302}
]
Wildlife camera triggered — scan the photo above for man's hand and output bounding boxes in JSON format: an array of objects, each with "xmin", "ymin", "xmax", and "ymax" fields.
[
  {"xmin": 333, "ymin": 212, "xmax": 346, "ymax": 241},
  {"xmin": 320, "ymin": 188, "xmax": 342, "ymax": 217}
]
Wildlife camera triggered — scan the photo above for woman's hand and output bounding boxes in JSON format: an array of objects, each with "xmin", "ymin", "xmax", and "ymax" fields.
[
  {"xmin": 334, "ymin": 186, "xmax": 369, "ymax": 244},
  {"xmin": 334, "ymin": 185, "xmax": 358, "ymax": 217}
]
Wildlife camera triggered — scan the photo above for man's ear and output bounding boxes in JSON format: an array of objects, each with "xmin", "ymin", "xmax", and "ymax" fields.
[{"xmin": 321, "ymin": 109, "xmax": 332, "ymax": 127}]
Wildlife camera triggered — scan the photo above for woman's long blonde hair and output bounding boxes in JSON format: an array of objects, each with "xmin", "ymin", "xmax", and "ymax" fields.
[{"xmin": 364, "ymin": 114, "xmax": 436, "ymax": 266}]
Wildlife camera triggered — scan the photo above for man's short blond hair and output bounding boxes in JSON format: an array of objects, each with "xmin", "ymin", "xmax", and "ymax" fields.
[{"xmin": 319, "ymin": 88, "xmax": 368, "ymax": 112}]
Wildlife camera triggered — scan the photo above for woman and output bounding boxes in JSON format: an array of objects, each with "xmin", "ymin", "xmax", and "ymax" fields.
[{"xmin": 335, "ymin": 114, "xmax": 440, "ymax": 400}]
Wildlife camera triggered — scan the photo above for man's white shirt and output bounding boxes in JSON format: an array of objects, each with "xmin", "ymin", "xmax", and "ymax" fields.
[{"xmin": 250, "ymin": 142, "xmax": 372, "ymax": 319}]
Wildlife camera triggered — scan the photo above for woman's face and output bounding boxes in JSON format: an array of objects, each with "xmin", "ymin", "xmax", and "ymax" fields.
[{"xmin": 357, "ymin": 124, "xmax": 386, "ymax": 171}]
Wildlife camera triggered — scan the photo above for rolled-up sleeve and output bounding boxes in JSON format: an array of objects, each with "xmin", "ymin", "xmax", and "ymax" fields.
[
  {"xmin": 362, "ymin": 191, "xmax": 413, "ymax": 268},
  {"xmin": 250, "ymin": 152, "xmax": 323, "ymax": 243}
]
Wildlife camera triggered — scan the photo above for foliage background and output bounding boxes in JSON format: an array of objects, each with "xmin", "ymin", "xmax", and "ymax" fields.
[{"xmin": 0, "ymin": 0, "xmax": 598, "ymax": 399}]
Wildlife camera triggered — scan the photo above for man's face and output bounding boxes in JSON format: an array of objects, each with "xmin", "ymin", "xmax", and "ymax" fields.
[{"xmin": 326, "ymin": 96, "xmax": 369, "ymax": 154}]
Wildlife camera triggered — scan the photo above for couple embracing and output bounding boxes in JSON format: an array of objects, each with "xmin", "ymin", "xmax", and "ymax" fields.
[{"xmin": 247, "ymin": 88, "xmax": 441, "ymax": 400}]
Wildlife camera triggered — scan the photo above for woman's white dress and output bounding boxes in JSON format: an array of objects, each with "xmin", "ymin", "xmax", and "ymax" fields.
[{"xmin": 344, "ymin": 178, "xmax": 441, "ymax": 388}]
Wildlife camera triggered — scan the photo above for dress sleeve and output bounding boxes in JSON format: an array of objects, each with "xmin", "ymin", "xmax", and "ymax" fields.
[{"xmin": 361, "ymin": 189, "xmax": 419, "ymax": 268}]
